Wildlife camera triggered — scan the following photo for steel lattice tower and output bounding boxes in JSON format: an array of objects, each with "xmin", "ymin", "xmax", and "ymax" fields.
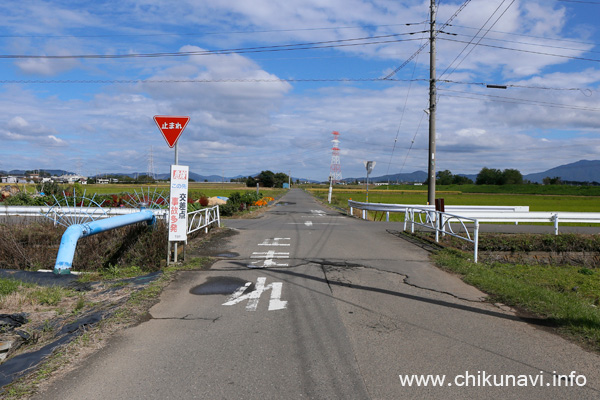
[
  {"xmin": 329, "ymin": 131, "xmax": 342, "ymax": 183},
  {"xmin": 147, "ymin": 146, "xmax": 156, "ymax": 179}
]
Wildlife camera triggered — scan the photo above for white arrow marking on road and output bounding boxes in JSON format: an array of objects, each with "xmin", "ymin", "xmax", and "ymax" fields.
[
  {"xmin": 311, "ymin": 210, "xmax": 326, "ymax": 217},
  {"xmin": 305, "ymin": 221, "xmax": 313, "ymax": 226},
  {"xmin": 222, "ymin": 277, "xmax": 287, "ymax": 311}
]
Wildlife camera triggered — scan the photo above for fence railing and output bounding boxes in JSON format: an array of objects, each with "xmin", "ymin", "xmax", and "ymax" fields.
[
  {"xmin": 187, "ymin": 205, "xmax": 220, "ymax": 234},
  {"xmin": 348, "ymin": 200, "xmax": 529, "ymax": 221},
  {"xmin": 437, "ymin": 211, "xmax": 600, "ymax": 235},
  {"xmin": 350, "ymin": 201, "xmax": 600, "ymax": 263},
  {"xmin": 403, "ymin": 207, "xmax": 480, "ymax": 262},
  {"xmin": 0, "ymin": 205, "xmax": 168, "ymax": 225}
]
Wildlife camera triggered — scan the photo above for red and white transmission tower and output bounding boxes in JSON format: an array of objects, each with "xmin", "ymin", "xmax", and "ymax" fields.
[{"xmin": 329, "ymin": 131, "xmax": 342, "ymax": 183}]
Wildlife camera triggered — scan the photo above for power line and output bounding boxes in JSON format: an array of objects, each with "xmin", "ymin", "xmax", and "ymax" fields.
[
  {"xmin": 439, "ymin": 37, "xmax": 600, "ymax": 62},
  {"xmin": 440, "ymin": 79, "xmax": 590, "ymax": 93},
  {"xmin": 438, "ymin": 88, "xmax": 600, "ymax": 111},
  {"xmin": 556, "ymin": 0, "xmax": 600, "ymax": 4},
  {"xmin": 451, "ymin": 33, "xmax": 599, "ymax": 55},
  {"xmin": 439, "ymin": 0, "xmax": 516, "ymax": 81},
  {"xmin": 0, "ymin": 33, "xmax": 426, "ymax": 59},
  {"xmin": 0, "ymin": 22, "xmax": 428, "ymax": 39},
  {"xmin": 0, "ymin": 78, "xmax": 428, "ymax": 84},
  {"xmin": 386, "ymin": 24, "xmax": 428, "ymax": 178},
  {"xmin": 383, "ymin": 0, "xmax": 473, "ymax": 79},
  {"xmin": 450, "ymin": 24, "xmax": 598, "ymax": 47}
]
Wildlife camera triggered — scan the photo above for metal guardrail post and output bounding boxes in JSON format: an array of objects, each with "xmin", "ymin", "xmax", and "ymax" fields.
[
  {"xmin": 553, "ymin": 214, "xmax": 559, "ymax": 235},
  {"xmin": 433, "ymin": 211, "xmax": 439, "ymax": 243},
  {"xmin": 474, "ymin": 220, "xmax": 479, "ymax": 263}
]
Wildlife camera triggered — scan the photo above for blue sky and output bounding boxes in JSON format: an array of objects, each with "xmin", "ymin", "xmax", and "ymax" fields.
[{"xmin": 0, "ymin": 0, "xmax": 599, "ymax": 181}]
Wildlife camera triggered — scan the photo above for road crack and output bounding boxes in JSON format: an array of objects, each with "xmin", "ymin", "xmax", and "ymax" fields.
[
  {"xmin": 303, "ymin": 258, "xmax": 484, "ymax": 304},
  {"xmin": 150, "ymin": 314, "xmax": 221, "ymax": 323}
]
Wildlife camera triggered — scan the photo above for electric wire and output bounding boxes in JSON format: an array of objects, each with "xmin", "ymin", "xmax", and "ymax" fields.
[
  {"xmin": 438, "ymin": 88, "xmax": 600, "ymax": 111},
  {"xmin": 0, "ymin": 33, "xmax": 426, "ymax": 59},
  {"xmin": 0, "ymin": 78, "xmax": 429, "ymax": 84},
  {"xmin": 0, "ymin": 22, "xmax": 428, "ymax": 39},
  {"xmin": 450, "ymin": 24, "xmax": 598, "ymax": 47},
  {"xmin": 556, "ymin": 0, "xmax": 600, "ymax": 4},
  {"xmin": 385, "ymin": 23, "xmax": 428, "ymax": 179},
  {"xmin": 451, "ymin": 33, "xmax": 599, "ymax": 55},
  {"xmin": 439, "ymin": 0, "xmax": 516, "ymax": 81},
  {"xmin": 439, "ymin": 37, "xmax": 600, "ymax": 62},
  {"xmin": 383, "ymin": 0, "xmax": 473, "ymax": 79},
  {"xmin": 397, "ymin": 109, "xmax": 427, "ymax": 179}
]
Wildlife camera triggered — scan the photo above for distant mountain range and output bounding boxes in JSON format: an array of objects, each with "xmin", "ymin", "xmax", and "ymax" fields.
[
  {"xmin": 1, "ymin": 169, "xmax": 74, "ymax": 176},
  {"xmin": 343, "ymin": 159, "xmax": 600, "ymax": 184},
  {"xmin": 523, "ymin": 160, "xmax": 600, "ymax": 183},
  {"xmin": 343, "ymin": 170, "xmax": 427, "ymax": 184},
  {"xmin": 2, "ymin": 160, "xmax": 599, "ymax": 184}
]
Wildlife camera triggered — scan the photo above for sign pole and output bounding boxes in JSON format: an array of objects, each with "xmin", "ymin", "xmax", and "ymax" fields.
[
  {"xmin": 154, "ymin": 115, "xmax": 189, "ymax": 265},
  {"xmin": 173, "ymin": 143, "xmax": 178, "ymax": 263}
]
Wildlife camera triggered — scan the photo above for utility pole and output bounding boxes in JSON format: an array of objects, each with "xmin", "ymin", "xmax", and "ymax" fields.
[{"xmin": 427, "ymin": 0, "xmax": 437, "ymax": 206}]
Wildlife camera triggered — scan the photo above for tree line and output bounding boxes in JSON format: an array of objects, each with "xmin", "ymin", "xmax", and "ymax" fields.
[
  {"xmin": 229, "ymin": 171, "xmax": 291, "ymax": 188},
  {"xmin": 436, "ymin": 167, "xmax": 524, "ymax": 185}
]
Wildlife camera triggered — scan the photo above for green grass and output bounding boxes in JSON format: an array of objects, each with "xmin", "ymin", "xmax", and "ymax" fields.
[
  {"xmin": 432, "ymin": 248, "xmax": 600, "ymax": 350},
  {"xmin": 0, "ymin": 277, "xmax": 31, "ymax": 296},
  {"xmin": 30, "ymin": 286, "xmax": 73, "ymax": 306}
]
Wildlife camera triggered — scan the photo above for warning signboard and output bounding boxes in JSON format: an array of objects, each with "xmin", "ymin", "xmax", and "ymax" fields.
[
  {"xmin": 168, "ymin": 165, "xmax": 189, "ymax": 242},
  {"xmin": 154, "ymin": 115, "xmax": 190, "ymax": 148}
]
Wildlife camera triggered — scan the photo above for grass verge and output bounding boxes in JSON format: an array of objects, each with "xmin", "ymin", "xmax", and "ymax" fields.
[
  {"xmin": 0, "ymin": 256, "xmax": 213, "ymax": 400},
  {"xmin": 431, "ymin": 247, "xmax": 600, "ymax": 352}
]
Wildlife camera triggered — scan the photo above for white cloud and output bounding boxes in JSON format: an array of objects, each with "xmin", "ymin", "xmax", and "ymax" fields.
[{"xmin": 0, "ymin": 0, "xmax": 598, "ymax": 180}]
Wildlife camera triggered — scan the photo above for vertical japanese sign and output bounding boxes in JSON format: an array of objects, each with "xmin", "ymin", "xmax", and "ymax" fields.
[{"xmin": 169, "ymin": 165, "xmax": 189, "ymax": 242}]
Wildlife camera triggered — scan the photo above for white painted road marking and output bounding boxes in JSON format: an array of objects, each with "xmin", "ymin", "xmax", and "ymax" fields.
[
  {"xmin": 249, "ymin": 250, "xmax": 289, "ymax": 268},
  {"xmin": 248, "ymin": 259, "xmax": 289, "ymax": 268},
  {"xmin": 222, "ymin": 277, "xmax": 287, "ymax": 311},
  {"xmin": 287, "ymin": 222, "xmax": 342, "ymax": 226},
  {"xmin": 311, "ymin": 210, "xmax": 326, "ymax": 217},
  {"xmin": 258, "ymin": 238, "xmax": 291, "ymax": 246},
  {"xmin": 251, "ymin": 251, "xmax": 289, "ymax": 259}
]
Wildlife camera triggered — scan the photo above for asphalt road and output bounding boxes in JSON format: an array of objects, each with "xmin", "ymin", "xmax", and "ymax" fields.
[{"xmin": 37, "ymin": 189, "xmax": 600, "ymax": 399}]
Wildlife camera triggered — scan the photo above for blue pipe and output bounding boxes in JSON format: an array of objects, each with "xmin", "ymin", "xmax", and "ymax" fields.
[{"xmin": 54, "ymin": 210, "xmax": 156, "ymax": 275}]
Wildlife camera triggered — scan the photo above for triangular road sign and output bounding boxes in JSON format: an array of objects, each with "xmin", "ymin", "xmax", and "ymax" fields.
[{"xmin": 154, "ymin": 115, "xmax": 190, "ymax": 148}]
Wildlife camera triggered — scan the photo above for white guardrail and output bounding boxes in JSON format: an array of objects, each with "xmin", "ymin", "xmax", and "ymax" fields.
[
  {"xmin": 0, "ymin": 205, "xmax": 168, "ymax": 225},
  {"xmin": 404, "ymin": 207, "xmax": 480, "ymax": 262},
  {"xmin": 348, "ymin": 200, "xmax": 529, "ymax": 221},
  {"xmin": 0, "ymin": 205, "xmax": 221, "ymax": 234},
  {"xmin": 349, "ymin": 200, "xmax": 600, "ymax": 263},
  {"xmin": 187, "ymin": 205, "xmax": 220, "ymax": 234}
]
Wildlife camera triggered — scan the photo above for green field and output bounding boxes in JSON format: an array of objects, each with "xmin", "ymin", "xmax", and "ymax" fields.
[
  {"xmin": 306, "ymin": 185, "xmax": 600, "ymax": 221},
  {"xmin": 20, "ymin": 182, "xmax": 286, "ymax": 202}
]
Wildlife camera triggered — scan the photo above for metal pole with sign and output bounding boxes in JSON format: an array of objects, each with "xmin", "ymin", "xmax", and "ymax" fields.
[
  {"xmin": 364, "ymin": 161, "xmax": 375, "ymax": 203},
  {"xmin": 154, "ymin": 115, "xmax": 190, "ymax": 264}
]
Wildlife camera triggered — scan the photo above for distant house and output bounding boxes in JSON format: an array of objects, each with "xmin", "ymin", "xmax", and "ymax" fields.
[
  {"xmin": 58, "ymin": 174, "xmax": 87, "ymax": 184},
  {"xmin": 97, "ymin": 178, "xmax": 109, "ymax": 184},
  {"xmin": 1, "ymin": 176, "xmax": 17, "ymax": 183}
]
